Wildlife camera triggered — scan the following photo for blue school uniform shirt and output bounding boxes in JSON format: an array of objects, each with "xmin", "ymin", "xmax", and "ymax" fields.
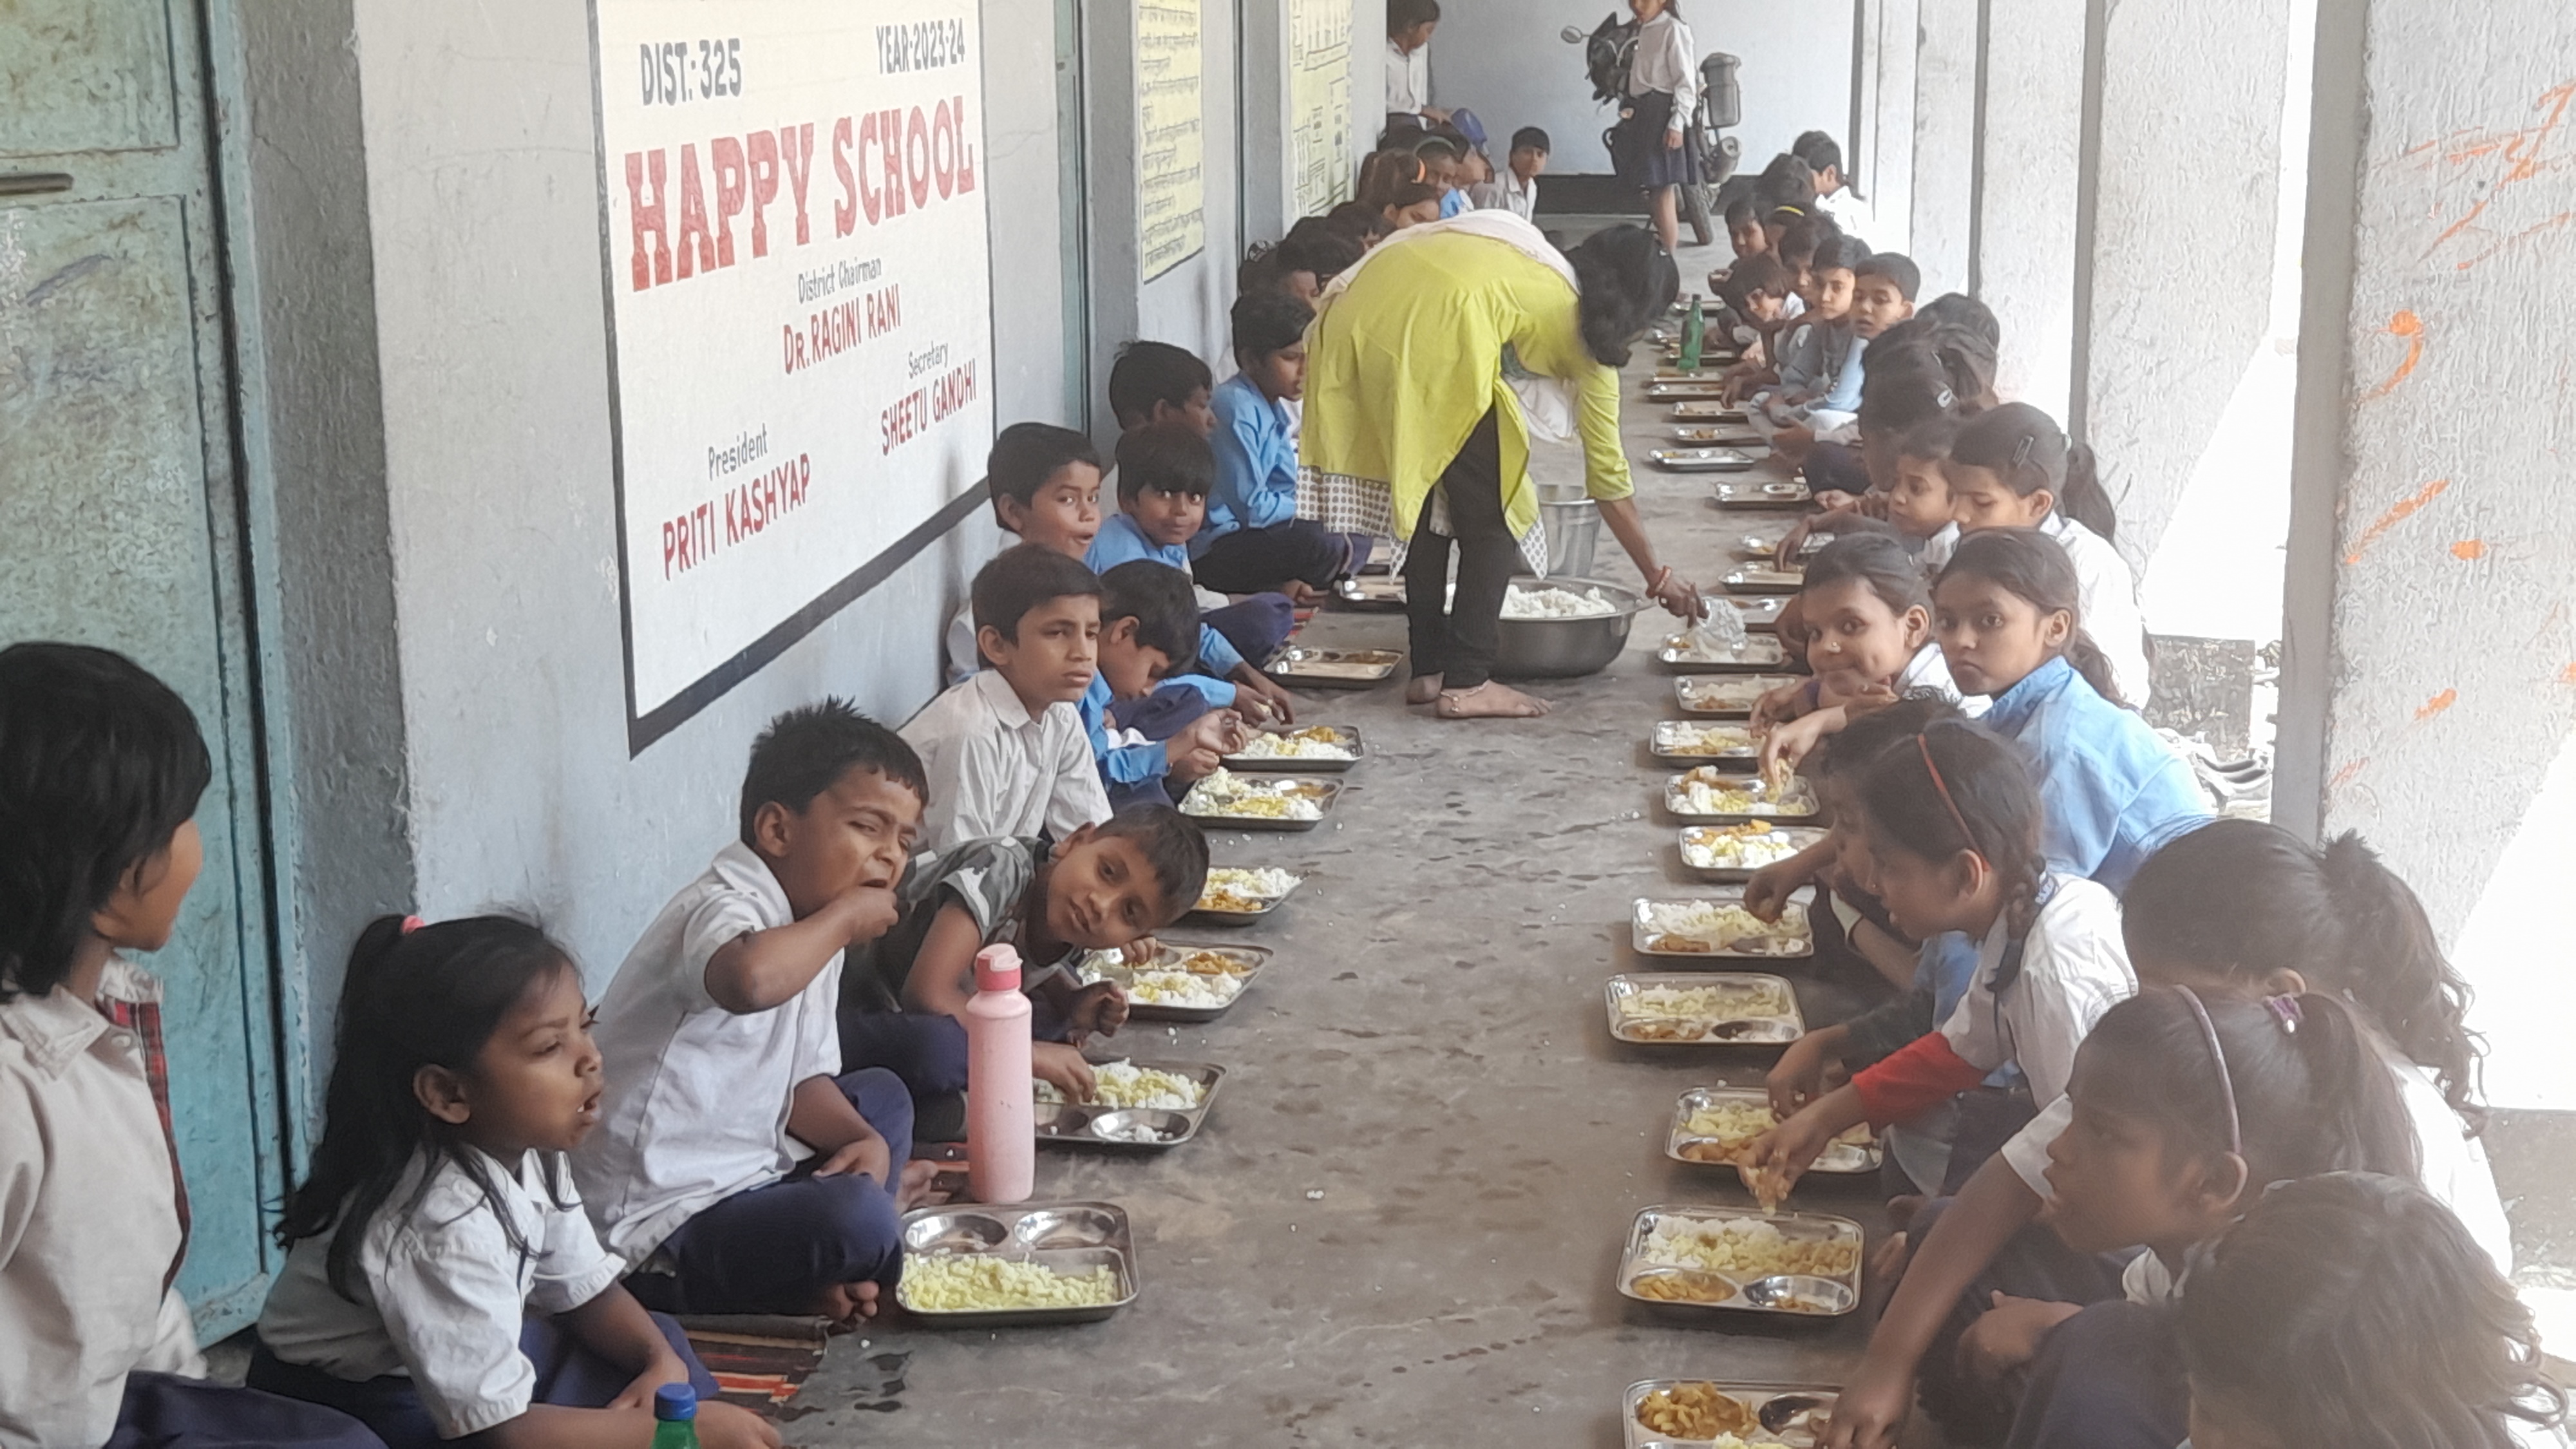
[
  {"xmin": 1206, "ymin": 373, "xmax": 1300, "ymax": 547},
  {"xmin": 1982, "ymin": 656, "xmax": 2210, "ymax": 893},
  {"xmin": 1803, "ymin": 332, "xmax": 1868, "ymax": 417},
  {"xmin": 1079, "ymin": 673, "xmax": 1170, "ymax": 788},
  {"xmin": 1083, "ymin": 513, "xmax": 1244, "ymax": 698},
  {"xmin": 1439, "ymin": 187, "xmax": 1468, "ymax": 219}
]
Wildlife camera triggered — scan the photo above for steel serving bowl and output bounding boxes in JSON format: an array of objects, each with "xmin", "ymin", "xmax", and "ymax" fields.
[{"xmin": 1493, "ymin": 575, "xmax": 1648, "ymax": 679}]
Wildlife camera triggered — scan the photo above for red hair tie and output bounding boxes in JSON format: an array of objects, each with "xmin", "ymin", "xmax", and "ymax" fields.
[{"xmin": 399, "ymin": 914, "xmax": 427, "ymax": 935}]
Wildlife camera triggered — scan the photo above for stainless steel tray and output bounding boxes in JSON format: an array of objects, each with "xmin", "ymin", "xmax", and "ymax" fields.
[
  {"xmin": 1719, "ymin": 594, "xmax": 1788, "ymax": 633},
  {"xmin": 1220, "ymin": 724, "xmax": 1365, "ymax": 772},
  {"xmin": 1186, "ymin": 869, "xmax": 1303, "ymax": 925},
  {"xmin": 1646, "ymin": 379, "xmax": 1732, "ymax": 401},
  {"xmin": 1622, "ymin": 1379, "xmax": 1843, "ymax": 1449},
  {"xmin": 1179, "ymin": 776, "xmax": 1342, "ymax": 832},
  {"xmin": 1651, "ymin": 719, "xmax": 1761, "ymax": 768},
  {"xmin": 1710, "ymin": 478, "xmax": 1814, "ymax": 508},
  {"xmin": 1722, "ymin": 564, "xmax": 1806, "ymax": 594},
  {"xmin": 1671, "ymin": 401, "xmax": 1751, "ymax": 422},
  {"xmin": 1265, "ymin": 646, "xmax": 1402, "ymax": 688},
  {"xmin": 1656, "ymin": 632, "xmax": 1791, "ymax": 672},
  {"xmin": 1651, "ymin": 446, "xmax": 1760, "ymax": 474},
  {"xmin": 1076, "ymin": 942, "xmax": 1269, "ymax": 1023},
  {"xmin": 1674, "ymin": 425, "xmax": 1767, "ymax": 447},
  {"xmin": 1678, "ymin": 824, "xmax": 1831, "ymax": 882},
  {"xmin": 1736, "ymin": 529, "xmax": 1825, "ymax": 562},
  {"xmin": 1331, "ymin": 574, "xmax": 1406, "ymax": 610},
  {"xmin": 1036, "ymin": 1059, "xmax": 1226, "ymax": 1149},
  {"xmin": 1672, "ymin": 674, "xmax": 1800, "ymax": 717},
  {"xmin": 1604, "ymin": 972, "xmax": 1805, "ymax": 1045},
  {"xmin": 1617, "ymin": 1204, "xmax": 1864, "ymax": 1318},
  {"xmin": 1631, "ymin": 890, "xmax": 1815, "ymax": 960},
  {"xmin": 896, "ymin": 1200, "xmax": 1139, "ymax": 1325},
  {"xmin": 1667, "ymin": 1086, "xmax": 1880, "ymax": 1176},
  {"xmin": 1664, "ymin": 767, "xmax": 1822, "ymax": 824}
]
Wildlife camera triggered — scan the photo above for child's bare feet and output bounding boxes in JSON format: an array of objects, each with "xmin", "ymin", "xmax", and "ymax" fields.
[
  {"xmin": 1435, "ymin": 681, "xmax": 1549, "ymax": 718},
  {"xmin": 1403, "ymin": 672, "xmax": 1444, "ymax": 704},
  {"xmin": 813, "ymin": 1278, "xmax": 882, "ymax": 1327},
  {"xmin": 896, "ymin": 1157, "xmax": 947, "ymax": 1209}
]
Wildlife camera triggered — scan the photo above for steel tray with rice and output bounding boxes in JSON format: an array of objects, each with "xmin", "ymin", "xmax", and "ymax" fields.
[
  {"xmin": 896, "ymin": 1201, "xmax": 1140, "ymax": 1325},
  {"xmin": 1178, "ymin": 769, "xmax": 1340, "ymax": 831},
  {"xmin": 1632, "ymin": 891, "xmax": 1814, "ymax": 959},
  {"xmin": 1664, "ymin": 766, "xmax": 1821, "ymax": 823},
  {"xmin": 1075, "ymin": 942, "xmax": 1269, "ymax": 1021},
  {"xmin": 1188, "ymin": 866, "xmax": 1303, "ymax": 923},
  {"xmin": 1671, "ymin": 401, "xmax": 1752, "ymax": 422},
  {"xmin": 1604, "ymin": 972, "xmax": 1805, "ymax": 1045},
  {"xmin": 1709, "ymin": 478, "xmax": 1813, "ymax": 508},
  {"xmin": 1033, "ymin": 1058, "xmax": 1226, "ymax": 1148},
  {"xmin": 1666, "ymin": 1086, "xmax": 1879, "ymax": 1176},
  {"xmin": 1623, "ymin": 1380, "xmax": 1842, "ymax": 1449},
  {"xmin": 1651, "ymin": 720, "xmax": 1762, "ymax": 767},
  {"xmin": 1672, "ymin": 674, "xmax": 1801, "ymax": 717},
  {"xmin": 1651, "ymin": 446, "xmax": 1761, "ymax": 474},
  {"xmin": 1679, "ymin": 823, "xmax": 1830, "ymax": 882},
  {"xmin": 1658, "ymin": 631, "xmax": 1791, "ymax": 671},
  {"xmin": 1265, "ymin": 646, "xmax": 1402, "ymax": 688},
  {"xmin": 1618, "ymin": 1204, "xmax": 1865, "ymax": 1319},
  {"xmin": 1222, "ymin": 724, "xmax": 1364, "ymax": 771}
]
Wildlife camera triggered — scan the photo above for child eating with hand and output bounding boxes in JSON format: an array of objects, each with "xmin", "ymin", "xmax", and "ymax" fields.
[{"xmin": 1082, "ymin": 560, "xmax": 1246, "ymax": 808}]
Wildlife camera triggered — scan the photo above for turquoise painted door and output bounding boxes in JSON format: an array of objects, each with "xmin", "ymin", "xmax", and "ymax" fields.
[{"xmin": 1, "ymin": 1, "xmax": 290, "ymax": 1336}]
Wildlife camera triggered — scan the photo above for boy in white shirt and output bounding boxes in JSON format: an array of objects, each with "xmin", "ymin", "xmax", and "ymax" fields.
[
  {"xmin": 1470, "ymin": 127, "xmax": 1548, "ymax": 221},
  {"xmin": 576, "ymin": 703, "xmax": 929, "ymax": 1325}
]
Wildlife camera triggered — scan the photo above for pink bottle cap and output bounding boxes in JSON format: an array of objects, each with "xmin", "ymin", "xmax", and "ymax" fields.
[{"xmin": 973, "ymin": 943, "xmax": 1023, "ymax": 992}]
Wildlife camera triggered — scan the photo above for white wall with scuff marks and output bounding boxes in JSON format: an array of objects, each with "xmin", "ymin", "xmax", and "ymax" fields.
[
  {"xmin": 2280, "ymin": 0, "xmax": 2576, "ymax": 1109},
  {"xmin": 1968, "ymin": 0, "xmax": 2083, "ymax": 419}
]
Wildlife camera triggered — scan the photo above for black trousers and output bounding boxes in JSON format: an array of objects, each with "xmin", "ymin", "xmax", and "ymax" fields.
[{"xmin": 1402, "ymin": 409, "xmax": 1517, "ymax": 690}]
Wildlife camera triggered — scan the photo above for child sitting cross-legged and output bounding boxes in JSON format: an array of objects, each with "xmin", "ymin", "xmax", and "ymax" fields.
[
  {"xmin": 252, "ymin": 918, "xmax": 777, "ymax": 1449},
  {"xmin": 903, "ymin": 544, "xmax": 1115, "ymax": 854},
  {"xmin": 838, "ymin": 805, "xmax": 1209, "ymax": 1117},
  {"xmin": 1083, "ymin": 560, "xmax": 1247, "ymax": 809},
  {"xmin": 1199, "ymin": 292, "xmax": 1375, "ymax": 603},
  {"xmin": 944, "ymin": 422, "xmax": 1106, "ymax": 686},
  {"xmin": 572, "ymin": 704, "xmax": 928, "ymax": 1325}
]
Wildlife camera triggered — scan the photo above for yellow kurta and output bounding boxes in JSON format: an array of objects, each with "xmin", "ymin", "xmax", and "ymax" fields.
[{"xmin": 1298, "ymin": 231, "xmax": 1633, "ymax": 547}]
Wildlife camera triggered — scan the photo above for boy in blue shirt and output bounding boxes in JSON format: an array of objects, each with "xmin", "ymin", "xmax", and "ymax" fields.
[
  {"xmin": 1199, "ymin": 291, "xmax": 1372, "ymax": 600},
  {"xmin": 1081, "ymin": 561, "xmax": 1242, "ymax": 810}
]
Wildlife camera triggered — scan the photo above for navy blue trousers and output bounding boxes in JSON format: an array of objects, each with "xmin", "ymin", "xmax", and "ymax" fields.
[
  {"xmin": 1904, "ymin": 1197, "xmax": 2132, "ymax": 1445},
  {"xmin": 1203, "ymin": 594, "xmax": 1295, "ymax": 665},
  {"xmin": 2005, "ymin": 1300, "xmax": 2187, "ymax": 1449},
  {"xmin": 1194, "ymin": 520, "xmax": 1372, "ymax": 593}
]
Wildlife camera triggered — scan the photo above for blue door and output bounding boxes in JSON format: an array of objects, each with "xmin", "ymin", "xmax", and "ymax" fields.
[{"xmin": 1, "ymin": 0, "xmax": 291, "ymax": 1336}]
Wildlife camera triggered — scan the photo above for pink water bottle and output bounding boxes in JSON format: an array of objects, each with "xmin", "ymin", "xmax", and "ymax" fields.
[{"xmin": 964, "ymin": 943, "xmax": 1035, "ymax": 1203}]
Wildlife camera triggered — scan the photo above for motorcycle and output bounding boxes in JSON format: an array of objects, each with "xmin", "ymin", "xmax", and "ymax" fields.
[{"xmin": 1560, "ymin": 15, "xmax": 1741, "ymax": 247}]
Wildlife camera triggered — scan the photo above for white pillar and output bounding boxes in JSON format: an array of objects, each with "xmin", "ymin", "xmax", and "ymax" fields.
[
  {"xmin": 1969, "ymin": 0, "xmax": 2085, "ymax": 417},
  {"xmin": 1907, "ymin": 0, "xmax": 1977, "ymax": 295}
]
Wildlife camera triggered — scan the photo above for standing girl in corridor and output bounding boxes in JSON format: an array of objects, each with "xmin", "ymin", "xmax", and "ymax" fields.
[{"xmin": 1614, "ymin": 0, "xmax": 1701, "ymax": 253}]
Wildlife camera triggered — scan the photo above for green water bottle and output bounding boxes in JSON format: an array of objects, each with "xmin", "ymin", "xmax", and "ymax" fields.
[
  {"xmin": 1680, "ymin": 294, "xmax": 1706, "ymax": 372},
  {"xmin": 652, "ymin": 1385, "xmax": 701, "ymax": 1448}
]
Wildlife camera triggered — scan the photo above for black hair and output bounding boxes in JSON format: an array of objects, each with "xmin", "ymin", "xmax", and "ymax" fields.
[
  {"xmin": 1723, "ymin": 196, "xmax": 1760, "ymax": 228},
  {"xmin": 1113, "ymin": 422, "xmax": 1216, "ymax": 503},
  {"xmin": 1092, "ymin": 804, "xmax": 1213, "ymax": 925},
  {"xmin": 1231, "ymin": 289, "xmax": 1314, "ymax": 363},
  {"xmin": 275, "ymin": 914, "xmax": 582, "ymax": 1299},
  {"xmin": 1791, "ymin": 130, "xmax": 1844, "ymax": 180},
  {"xmin": 987, "ymin": 422, "xmax": 1101, "ymax": 519},
  {"xmin": 1853, "ymin": 349, "xmax": 1958, "ymax": 437},
  {"xmin": 1950, "ymin": 401, "xmax": 2118, "ymax": 540},
  {"xmin": 1357, "ymin": 149, "xmax": 1428, "ymax": 209},
  {"xmin": 1323, "ymin": 199, "xmax": 1392, "ymax": 245},
  {"xmin": 1410, "ymin": 133, "xmax": 1460, "ymax": 163},
  {"xmin": 2179, "ymin": 1173, "xmax": 2566, "ymax": 1449},
  {"xmin": 1274, "ymin": 217, "xmax": 1365, "ymax": 284},
  {"xmin": 1235, "ymin": 242, "xmax": 1285, "ymax": 298},
  {"xmin": 1813, "ymin": 235, "xmax": 1871, "ymax": 276},
  {"xmin": 1858, "ymin": 719, "xmax": 2047, "ymax": 936},
  {"xmin": 2123, "ymin": 819, "xmax": 2485, "ymax": 1128},
  {"xmin": 1812, "ymin": 691, "xmax": 1965, "ymax": 785},
  {"xmin": 1803, "ymin": 532, "xmax": 1931, "ymax": 621},
  {"xmin": 971, "ymin": 542, "xmax": 1104, "ymax": 650},
  {"xmin": 1511, "ymin": 126, "xmax": 1550, "ymax": 154},
  {"xmin": 1106, "ymin": 341, "xmax": 1213, "ymax": 429},
  {"xmin": 1386, "ymin": 0, "xmax": 1439, "ymax": 34},
  {"xmin": 1894, "ymin": 413, "xmax": 1962, "ymax": 462},
  {"xmin": 0, "ymin": 643, "xmax": 211, "ymax": 1001},
  {"xmin": 1097, "ymin": 560, "xmax": 1202, "ymax": 674},
  {"xmin": 1775, "ymin": 216, "xmax": 1828, "ymax": 268},
  {"xmin": 2070, "ymin": 987, "xmax": 2420, "ymax": 1206},
  {"xmin": 1854, "ymin": 251, "xmax": 1921, "ymax": 301},
  {"xmin": 739, "ymin": 698, "xmax": 929, "ymax": 843},
  {"xmin": 1754, "ymin": 152, "xmax": 1817, "ymax": 213},
  {"xmin": 1377, "ymin": 178, "xmax": 1445, "ymax": 217},
  {"xmin": 1935, "ymin": 527, "xmax": 2126, "ymax": 706},
  {"xmin": 1917, "ymin": 292, "xmax": 2001, "ymax": 347},
  {"xmin": 1566, "ymin": 224, "xmax": 1679, "ymax": 367},
  {"xmin": 1716, "ymin": 253, "xmax": 1791, "ymax": 314}
]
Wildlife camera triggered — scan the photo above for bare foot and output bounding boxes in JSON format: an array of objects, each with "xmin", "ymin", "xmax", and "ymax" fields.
[
  {"xmin": 1403, "ymin": 672, "xmax": 1444, "ymax": 705},
  {"xmin": 896, "ymin": 1157, "xmax": 948, "ymax": 1210},
  {"xmin": 813, "ymin": 1278, "xmax": 882, "ymax": 1328},
  {"xmin": 1435, "ymin": 681, "xmax": 1550, "ymax": 719}
]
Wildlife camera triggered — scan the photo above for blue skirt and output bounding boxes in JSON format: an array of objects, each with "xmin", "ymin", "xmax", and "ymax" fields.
[{"xmin": 1614, "ymin": 89, "xmax": 1700, "ymax": 189}]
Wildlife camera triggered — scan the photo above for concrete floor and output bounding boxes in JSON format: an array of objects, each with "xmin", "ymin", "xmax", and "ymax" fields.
[{"xmin": 791, "ymin": 255, "xmax": 1902, "ymax": 1446}]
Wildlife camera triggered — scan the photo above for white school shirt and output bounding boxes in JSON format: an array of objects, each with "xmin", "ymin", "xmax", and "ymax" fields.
[
  {"xmin": 1938, "ymin": 875, "xmax": 2135, "ymax": 1108},
  {"xmin": 0, "ymin": 961, "xmax": 206, "ymax": 1449},
  {"xmin": 1385, "ymin": 39, "xmax": 1429, "ymax": 115},
  {"xmin": 573, "ymin": 842, "xmax": 843, "ymax": 1265},
  {"xmin": 1470, "ymin": 169, "xmax": 1537, "ymax": 222},
  {"xmin": 2037, "ymin": 513, "xmax": 2153, "ymax": 708},
  {"xmin": 1895, "ymin": 638, "xmax": 1989, "ymax": 718},
  {"xmin": 900, "ymin": 669, "xmax": 1112, "ymax": 853},
  {"xmin": 258, "ymin": 1148, "xmax": 620, "ymax": 1439},
  {"xmin": 1625, "ymin": 12, "xmax": 1699, "ymax": 121}
]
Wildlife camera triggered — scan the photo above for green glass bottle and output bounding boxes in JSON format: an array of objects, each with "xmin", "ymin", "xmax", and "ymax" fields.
[
  {"xmin": 1680, "ymin": 294, "xmax": 1706, "ymax": 372},
  {"xmin": 652, "ymin": 1385, "xmax": 701, "ymax": 1448}
]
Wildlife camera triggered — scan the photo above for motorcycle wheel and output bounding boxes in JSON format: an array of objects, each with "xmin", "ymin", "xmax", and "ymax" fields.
[{"xmin": 1681, "ymin": 182, "xmax": 1715, "ymax": 249}]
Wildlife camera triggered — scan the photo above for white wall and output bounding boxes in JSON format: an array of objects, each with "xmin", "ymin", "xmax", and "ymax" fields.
[{"xmin": 1426, "ymin": 0, "xmax": 1857, "ymax": 182}]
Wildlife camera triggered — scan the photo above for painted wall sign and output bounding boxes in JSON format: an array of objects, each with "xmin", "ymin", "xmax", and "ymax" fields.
[
  {"xmin": 1288, "ymin": 0, "xmax": 1353, "ymax": 216},
  {"xmin": 589, "ymin": 0, "xmax": 996, "ymax": 750},
  {"xmin": 1135, "ymin": 0, "xmax": 1206, "ymax": 279}
]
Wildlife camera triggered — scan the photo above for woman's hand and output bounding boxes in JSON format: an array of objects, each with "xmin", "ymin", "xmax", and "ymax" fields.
[{"xmin": 1649, "ymin": 569, "xmax": 1703, "ymax": 620}]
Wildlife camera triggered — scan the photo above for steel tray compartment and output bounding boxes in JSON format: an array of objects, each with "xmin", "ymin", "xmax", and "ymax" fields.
[
  {"xmin": 1710, "ymin": 478, "xmax": 1814, "ymax": 508},
  {"xmin": 1734, "ymin": 529, "xmax": 1823, "ymax": 562},
  {"xmin": 1179, "ymin": 776, "xmax": 1343, "ymax": 832},
  {"xmin": 1604, "ymin": 972, "xmax": 1806, "ymax": 1045},
  {"xmin": 1617, "ymin": 1204, "xmax": 1864, "ymax": 1319},
  {"xmin": 1036, "ymin": 1059, "xmax": 1226, "ymax": 1149},
  {"xmin": 1186, "ymin": 870, "xmax": 1303, "ymax": 925},
  {"xmin": 1221, "ymin": 724, "xmax": 1365, "ymax": 772},
  {"xmin": 1674, "ymin": 424, "xmax": 1768, "ymax": 448},
  {"xmin": 1672, "ymin": 674, "xmax": 1799, "ymax": 718},
  {"xmin": 1651, "ymin": 446, "xmax": 1760, "ymax": 474},
  {"xmin": 1631, "ymin": 891, "xmax": 1816, "ymax": 960},
  {"xmin": 1678, "ymin": 824, "xmax": 1832, "ymax": 882},
  {"xmin": 1671, "ymin": 401, "xmax": 1752, "ymax": 422},
  {"xmin": 1663, "ymin": 767, "xmax": 1822, "ymax": 824},
  {"xmin": 1651, "ymin": 719, "xmax": 1762, "ymax": 768},
  {"xmin": 1622, "ymin": 1379, "xmax": 1844, "ymax": 1448},
  {"xmin": 1331, "ymin": 574, "xmax": 1406, "ymax": 610},
  {"xmin": 1665, "ymin": 1086, "xmax": 1879, "ymax": 1175},
  {"xmin": 1076, "ymin": 942, "xmax": 1270, "ymax": 1023},
  {"xmin": 1721, "ymin": 564, "xmax": 1805, "ymax": 594},
  {"xmin": 896, "ymin": 1200, "xmax": 1140, "ymax": 1326},
  {"xmin": 1656, "ymin": 632, "xmax": 1792, "ymax": 672},
  {"xmin": 1265, "ymin": 646, "xmax": 1402, "ymax": 688},
  {"xmin": 1645, "ymin": 379, "xmax": 1733, "ymax": 401}
]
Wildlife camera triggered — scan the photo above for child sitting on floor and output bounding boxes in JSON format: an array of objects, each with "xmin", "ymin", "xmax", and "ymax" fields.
[
  {"xmin": 838, "ymin": 805, "xmax": 1208, "ymax": 1113},
  {"xmin": 1756, "ymin": 534, "xmax": 1982, "ymax": 752},
  {"xmin": 0, "ymin": 643, "xmax": 381, "ymax": 1449},
  {"xmin": 1108, "ymin": 340, "xmax": 1219, "ymax": 439},
  {"xmin": 904, "ymin": 545, "xmax": 1115, "ymax": 852},
  {"xmin": 1470, "ymin": 126, "xmax": 1547, "ymax": 221},
  {"xmin": 1082, "ymin": 560, "xmax": 1244, "ymax": 809},
  {"xmin": 254, "ymin": 917, "xmax": 774, "ymax": 1449},
  {"xmin": 1724, "ymin": 227, "xmax": 1851, "ymax": 403},
  {"xmin": 1712, "ymin": 252, "xmax": 1794, "ymax": 364},
  {"xmin": 1202, "ymin": 292, "xmax": 1374, "ymax": 602},
  {"xmin": 1768, "ymin": 236, "xmax": 1872, "ymax": 418},
  {"xmin": 945, "ymin": 422, "xmax": 1104, "ymax": 685},
  {"xmin": 573, "ymin": 703, "xmax": 925, "ymax": 1323}
]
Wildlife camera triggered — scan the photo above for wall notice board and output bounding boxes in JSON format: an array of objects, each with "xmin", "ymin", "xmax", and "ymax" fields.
[
  {"xmin": 1136, "ymin": 0, "xmax": 1206, "ymax": 280},
  {"xmin": 590, "ymin": 0, "xmax": 996, "ymax": 750}
]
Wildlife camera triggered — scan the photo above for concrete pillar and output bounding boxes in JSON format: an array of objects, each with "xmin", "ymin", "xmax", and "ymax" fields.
[
  {"xmin": 1907, "ymin": 0, "xmax": 1978, "ymax": 296},
  {"xmin": 1969, "ymin": 0, "xmax": 2085, "ymax": 417},
  {"xmin": 1857, "ymin": 0, "xmax": 1919, "ymax": 256},
  {"xmin": 2277, "ymin": 0, "xmax": 2576, "ymax": 1107}
]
